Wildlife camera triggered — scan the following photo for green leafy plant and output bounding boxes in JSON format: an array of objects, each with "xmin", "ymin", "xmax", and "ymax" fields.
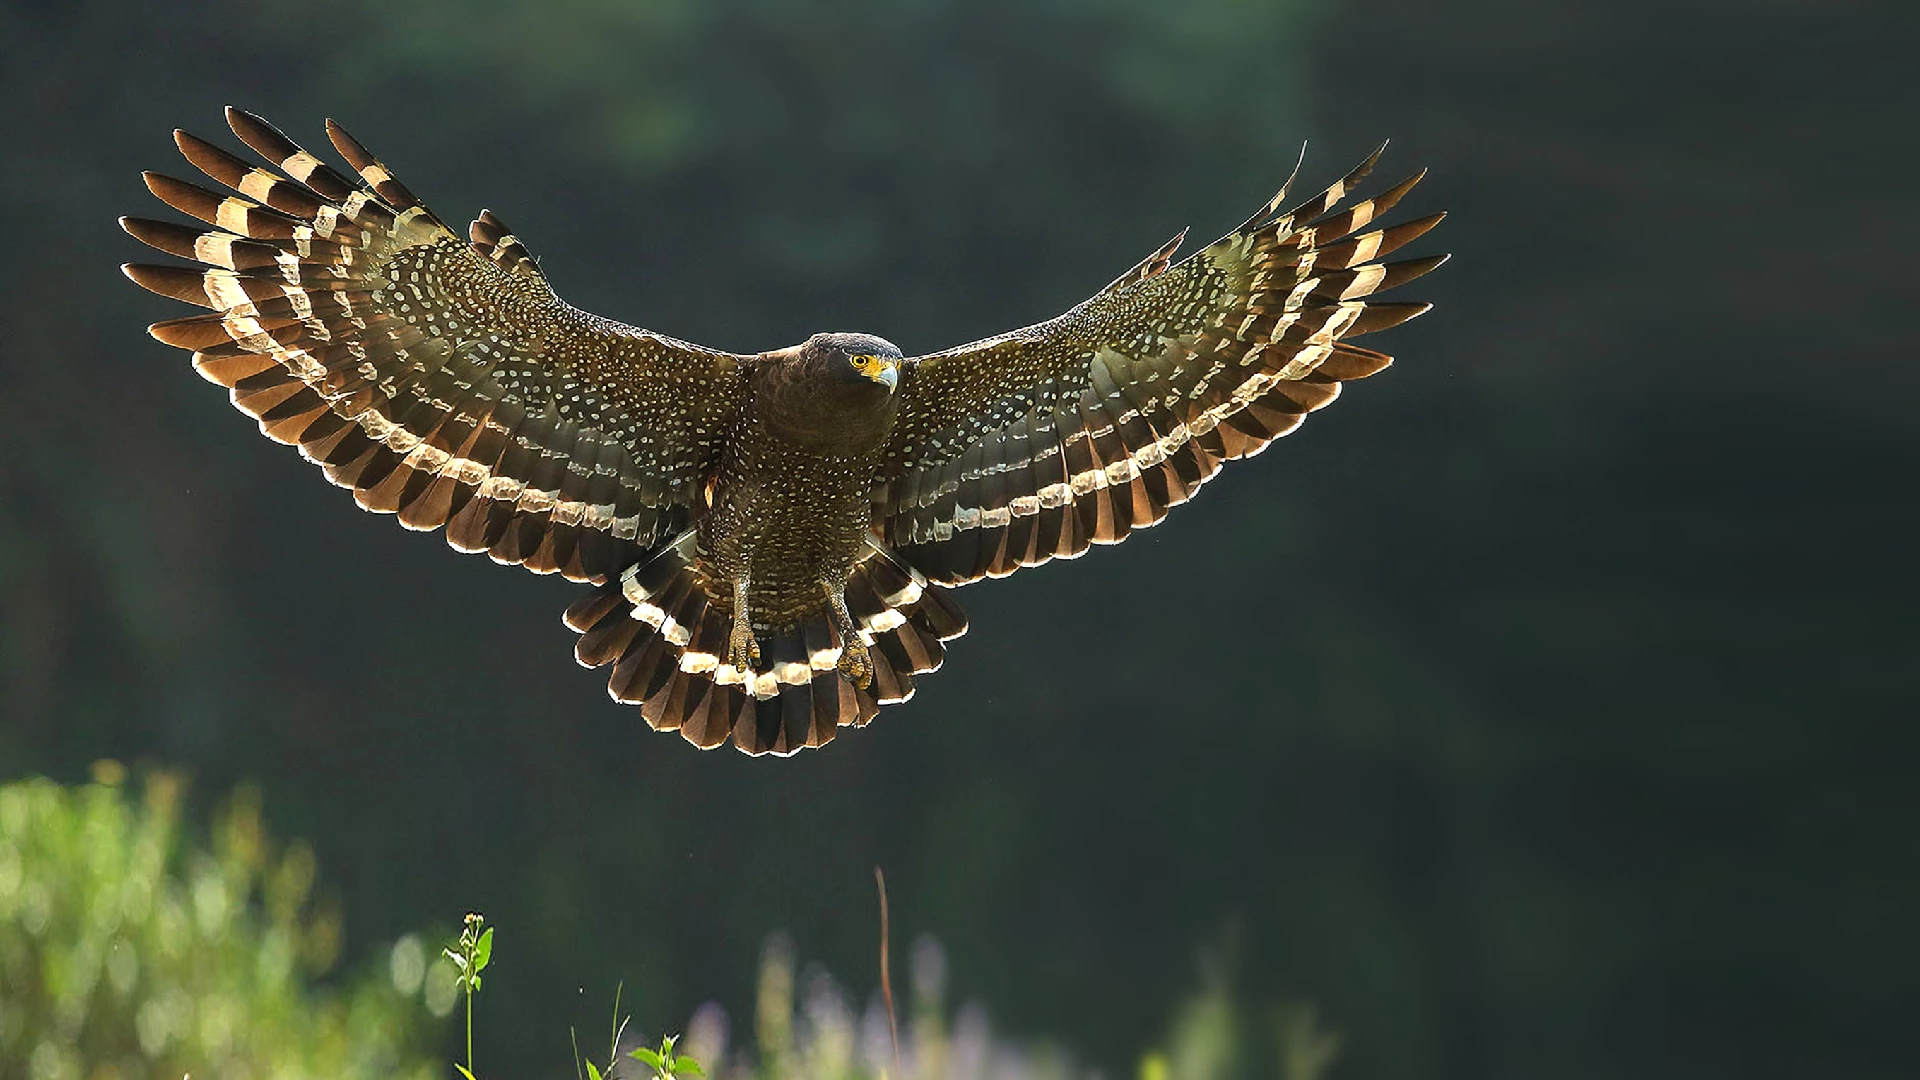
[
  {"xmin": 435, "ymin": 918, "xmax": 710, "ymax": 1080},
  {"xmin": 443, "ymin": 911, "xmax": 495, "ymax": 1079},
  {"xmin": 570, "ymin": 986, "xmax": 704, "ymax": 1080},
  {"xmin": 628, "ymin": 1032, "xmax": 705, "ymax": 1079}
]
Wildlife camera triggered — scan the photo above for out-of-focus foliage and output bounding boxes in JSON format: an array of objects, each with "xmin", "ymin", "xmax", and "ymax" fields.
[
  {"xmin": 0, "ymin": 768, "xmax": 437, "ymax": 1080},
  {"xmin": 579, "ymin": 933, "xmax": 1339, "ymax": 1080},
  {"xmin": 687, "ymin": 933, "xmax": 1088, "ymax": 1080},
  {"xmin": 0, "ymin": 767, "xmax": 1337, "ymax": 1080}
]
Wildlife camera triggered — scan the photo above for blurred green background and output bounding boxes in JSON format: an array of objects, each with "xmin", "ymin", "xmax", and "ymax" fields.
[{"xmin": 0, "ymin": 0, "xmax": 1911, "ymax": 1077}]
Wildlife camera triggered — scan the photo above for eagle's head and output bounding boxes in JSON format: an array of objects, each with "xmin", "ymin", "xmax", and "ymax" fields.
[
  {"xmin": 756, "ymin": 332, "xmax": 906, "ymax": 450},
  {"xmin": 802, "ymin": 331, "xmax": 902, "ymax": 393}
]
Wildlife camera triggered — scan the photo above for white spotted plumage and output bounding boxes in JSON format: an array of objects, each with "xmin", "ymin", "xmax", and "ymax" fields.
[{"xmin": 124, "ymin": 109, "xmax": 1440, "ymax": 756}]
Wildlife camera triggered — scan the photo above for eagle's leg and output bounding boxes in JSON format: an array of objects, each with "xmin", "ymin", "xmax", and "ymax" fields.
[
  {"xmin": 727, "ymin": 573, "xmax": 760, "ymax": 671},
  {"xmin": 822, "ymin": 579, "xmax": 873, "ymax": 689}
]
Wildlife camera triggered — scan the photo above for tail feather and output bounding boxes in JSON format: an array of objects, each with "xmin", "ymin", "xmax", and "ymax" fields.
[
  {"xmin": 568, "ymin": 535, "xmax": 966, "ymax": 755},
  {"xmin": 763, "ymin": 635, "xmax": 817, "ymax": 751},
  {"xmin": 608, "ymin": 633, "xmax": 675, "ymax": 708},
  {"xmin": 867, "ymin": 638, "xmax": 916, "ymax": 705}
]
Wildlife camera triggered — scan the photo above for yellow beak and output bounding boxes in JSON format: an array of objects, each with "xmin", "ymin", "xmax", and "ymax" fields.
[{"xmin": 852, "ymin": 354, "xmax": 900, "ymax": 391}]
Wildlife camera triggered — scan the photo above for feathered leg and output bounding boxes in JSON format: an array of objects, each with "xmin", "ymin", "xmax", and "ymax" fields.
[
  {"xmin": 727, "ymin": 572, "xmax": 760, "ymax": 671},
  {"xmin": 823, "ymin": 579, "xmax": 873, "ymax": 689}
]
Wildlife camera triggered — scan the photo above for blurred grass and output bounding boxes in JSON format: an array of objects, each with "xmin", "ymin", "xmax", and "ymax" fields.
[
  {"xmin": 0, "ymin": 767, "xmax": 437, "ymax": 1080},
  {"xmin": 566, "ymin": 929, "xmax": 1344, "ymax": 1080},
  {"xmin": 1, "ymin": 772, "xmax": 1340, "ymax": 1080}
]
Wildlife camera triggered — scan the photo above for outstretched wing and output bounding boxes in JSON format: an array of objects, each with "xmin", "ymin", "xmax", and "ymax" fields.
[
  {"xmin": 122, "ymin": 108, "xmax": 751, "ymax": 583},
  {"xmin": 873, "ymin": 146, "xmax": 1446, "ymax": 585}
]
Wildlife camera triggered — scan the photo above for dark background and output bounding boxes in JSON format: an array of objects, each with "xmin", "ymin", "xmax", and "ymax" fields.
[{"xmin": 2, "ymin": 0, "xmax": 1912, "ymax": 1077}]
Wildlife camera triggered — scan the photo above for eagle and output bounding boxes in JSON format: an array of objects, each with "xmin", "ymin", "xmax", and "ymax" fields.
[{"xmin": 121, "ymin": 108, "xmax": 1446, "ymax": 756}]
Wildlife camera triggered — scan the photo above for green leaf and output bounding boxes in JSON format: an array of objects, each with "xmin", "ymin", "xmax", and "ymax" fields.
[
  {"xmin": 469, "ymin": 974, "xmax": 482, "ymax": 992},
  {"xmin": 455, "ymin": 1066, "xmax": 479, "ymax": 1080},
  {"xmin": 671, "ymin": 1056, "xmax": 704, "ymax": 1076},
  {"xmin": 473, "ymin": 927, "xmax": 494, "ymax": 972},
  {"xmin": 584, "ymin": 1061, "xmax": 603, "ymax": 1080},
  {"xmin": 629, "ymin": 1048, "xmax": 662, "ymax": 1068},
  {"xmin": 443, "ymin": 949, "xmax": 467, "ymax": 970}
]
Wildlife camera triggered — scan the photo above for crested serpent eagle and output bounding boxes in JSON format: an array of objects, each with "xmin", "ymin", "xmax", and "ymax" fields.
[{"xmin": 121, "ymin": 108, "xmax": 1447, "ymax": 755}]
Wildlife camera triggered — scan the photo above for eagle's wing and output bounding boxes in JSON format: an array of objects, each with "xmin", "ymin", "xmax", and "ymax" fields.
[
  {"xmin": 874, "ymin": 146, "xmax": 1446, "ymax": 584},
  {"xmin": 122, "ymin": 108, "xmax": 752, "ymax": 583}
]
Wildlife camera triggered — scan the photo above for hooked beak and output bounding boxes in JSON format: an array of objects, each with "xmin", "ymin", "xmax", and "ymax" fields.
[{"xmin": 852, "ymin": 353, "xmax": 900, "ymax": 392}]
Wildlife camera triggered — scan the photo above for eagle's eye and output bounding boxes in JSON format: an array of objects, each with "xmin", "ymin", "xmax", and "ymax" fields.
[{"xmin": 847, "ymin": 352, "xmax": 899, "ymax": 390}]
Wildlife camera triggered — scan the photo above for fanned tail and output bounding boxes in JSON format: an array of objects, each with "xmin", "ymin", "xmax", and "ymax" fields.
[{"xmin": 565, "ymin": 537, "xmax": 968, "ymax": 756}]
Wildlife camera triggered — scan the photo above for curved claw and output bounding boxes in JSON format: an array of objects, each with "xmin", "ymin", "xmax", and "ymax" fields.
[{"xmin": 727, "ymin": 621, "xmax": 761, "ymax": 671}]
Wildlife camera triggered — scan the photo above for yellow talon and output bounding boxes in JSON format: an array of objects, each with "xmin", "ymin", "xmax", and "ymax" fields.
[
  {"xmin": 837, "ymin": 641, "xmax": 873, "ymax": 689},
  {"xmin": 728, "ymin": 622, "xmax": 761, "ymax": 671},
  {"xmin": 728, "ymin": 574, "xmax": 760, "ymax": 670}
]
